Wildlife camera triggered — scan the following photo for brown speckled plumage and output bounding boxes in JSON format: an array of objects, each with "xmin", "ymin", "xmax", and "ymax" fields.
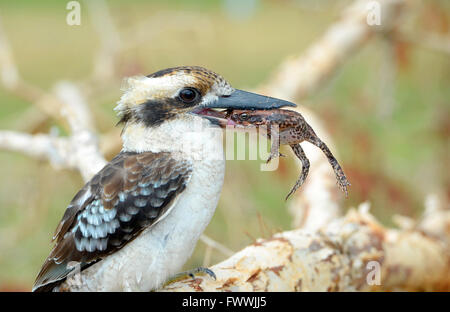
[{"xmin": 229, "ymin": 109, "xmax": 350, "ymax": 199}]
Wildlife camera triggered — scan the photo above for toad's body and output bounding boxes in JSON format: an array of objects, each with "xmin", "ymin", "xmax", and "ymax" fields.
[{"xmin": 228, "ymin": 109, "xmax": 350, "ymax": 199}]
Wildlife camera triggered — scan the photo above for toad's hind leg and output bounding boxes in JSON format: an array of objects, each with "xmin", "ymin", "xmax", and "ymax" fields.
[
  {"xmin": 307, "ymin": 136, "xmax": 350, "ymax": 196},
  {"xmin": 286, "ymin": 144, "xmax": 310, "ymax": 200}
]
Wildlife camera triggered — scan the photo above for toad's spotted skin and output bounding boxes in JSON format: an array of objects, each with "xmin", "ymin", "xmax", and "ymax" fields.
[{"xmin": 228, "ymin": 109, "xmax": 350, "ymax": 200}]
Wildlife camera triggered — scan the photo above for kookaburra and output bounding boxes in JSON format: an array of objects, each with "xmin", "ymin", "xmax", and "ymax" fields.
[{"xmin": 33, "ymin": 66, "xmax": 295, "ymax": 292}]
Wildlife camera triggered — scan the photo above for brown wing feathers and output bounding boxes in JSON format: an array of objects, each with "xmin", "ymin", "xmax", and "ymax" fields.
[{"xmin": 33, "ymin": 151, "xmax": 192, "ymax": 291}]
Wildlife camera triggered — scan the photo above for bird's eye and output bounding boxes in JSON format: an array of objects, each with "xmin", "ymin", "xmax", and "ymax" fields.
[
  {"xmin": 179, "ymin": 88, "xmax": 199, "ymax": 104},
  {"xmin": 240, "ymin": 113, "xmax": 249, "ymax": 121}
]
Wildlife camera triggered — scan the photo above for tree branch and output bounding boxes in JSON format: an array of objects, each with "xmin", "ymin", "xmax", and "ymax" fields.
[{"xmin": 257, "ymin": 0, "xmax": 405, "ymax": 102}]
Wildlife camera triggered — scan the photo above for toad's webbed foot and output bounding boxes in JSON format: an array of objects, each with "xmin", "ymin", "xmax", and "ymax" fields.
[
  {"xmin": 286, "ymin": 144, "xmax": 310, "ymax": 200},
  {"xmin": 329, "ymin": 158, "xmax": 351, "ymax": 196},
  {"xmin": 307, "ymin": 137, "xmax": 350, "ymax": 196}
]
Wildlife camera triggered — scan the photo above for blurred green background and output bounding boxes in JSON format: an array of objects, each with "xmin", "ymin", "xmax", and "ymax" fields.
[{"xmin": 0, "ymin": 0, "xmax": 448, "ymax": 290}]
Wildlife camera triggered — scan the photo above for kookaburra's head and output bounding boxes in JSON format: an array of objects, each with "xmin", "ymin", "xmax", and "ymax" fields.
[{"xmin": 116, "ymin": 66, "xmax": 295, "ymax": 128}]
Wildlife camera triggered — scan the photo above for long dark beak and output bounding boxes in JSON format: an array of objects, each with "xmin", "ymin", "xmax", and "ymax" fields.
[{"xmin": 205, "ymin": 89, "xmax": 296, "ymax": 110}]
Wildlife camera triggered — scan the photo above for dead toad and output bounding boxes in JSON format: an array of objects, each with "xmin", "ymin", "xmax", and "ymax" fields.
[{"xmin": 227, "ymin": 109, "xmax": 350, "ymax": 199}]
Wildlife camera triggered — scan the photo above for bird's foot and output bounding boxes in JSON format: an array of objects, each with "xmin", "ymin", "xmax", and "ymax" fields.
[{"xmin": 164, "ymin": 267, "xmax": 216, "ymax": 286}]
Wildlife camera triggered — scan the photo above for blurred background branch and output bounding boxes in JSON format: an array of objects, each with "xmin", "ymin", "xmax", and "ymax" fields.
[{"xmin": 258, "ymin": 0, "xmax": 405, "ymax": 102}]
